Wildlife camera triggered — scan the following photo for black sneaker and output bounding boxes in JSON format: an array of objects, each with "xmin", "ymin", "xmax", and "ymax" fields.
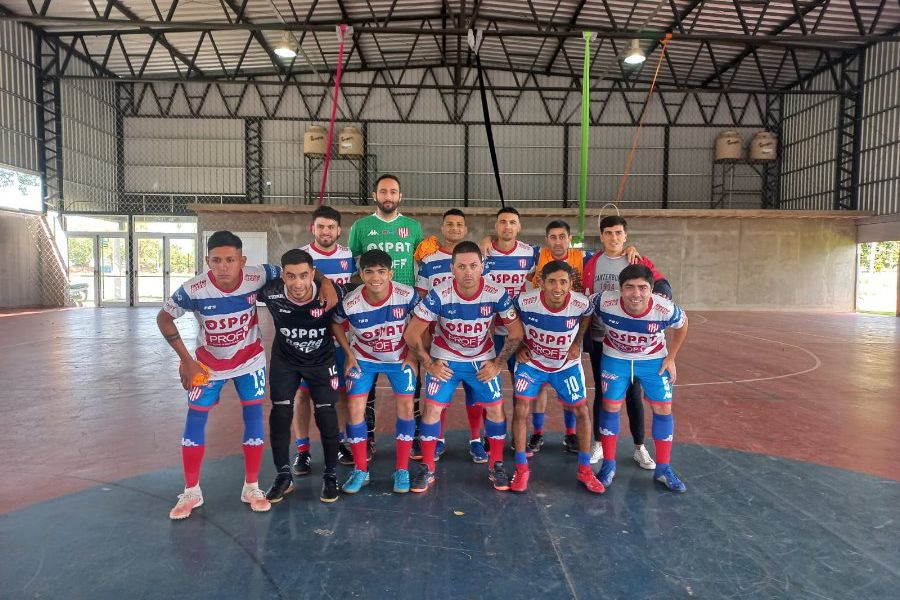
[
  {"xmin": 292, "ymin": 451, "xmax": 311, "ymax": 476},
  {"xmin": 410, "ymin": 438, "xmax": 423, "ymax": 460},
  {"xmin": 265, "ymin": 472, "xmax": 294, "ymax": 503},
  {"xmin": 410, "ymin": 464, "xmax": 435, "ymax": 493},
  {"xmin": 489, "ymin": 462, "xmax": 510, "ymax": 491},
  {"xmin": 526, "ymin": 433, "xmax": 545, "ymax": 456},
  {"xmin": 320, "ymin": 473, "xmax": 340, "ymax": 503},
  {"xmin": 337, "ymin": 442, "xmax": 355, "ymax": 466},
  {"xmin": 563, "ymin": 433, "xmax": 579, "ymax": 453},
  {"xmin": 366, "ymin": 439, "xmax": 376, "ymax": 463}
]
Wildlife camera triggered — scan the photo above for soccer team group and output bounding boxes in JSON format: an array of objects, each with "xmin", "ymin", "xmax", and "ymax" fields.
[{"xmin": 158, "ymin": 174, "xmax": 689, "ymax": 520}]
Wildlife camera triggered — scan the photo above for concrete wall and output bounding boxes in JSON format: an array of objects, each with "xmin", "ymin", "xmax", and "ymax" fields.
[
  {"xmin": 193, "ymin": 206, "xmax": 858, "ymax": 312},
  {"xmin": 0, "ymin": 211, "xmax": 41, "ymax": 308}
]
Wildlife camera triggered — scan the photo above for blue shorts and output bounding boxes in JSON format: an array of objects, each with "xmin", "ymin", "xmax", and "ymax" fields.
[
  {"xmin": 346, "ymin": 359, "xmax": 416, "ymax": 399},
  {"xmin": 300, "ymin": 346, "xmax": 346, "ymax": 392},
  {"xmin": 493, "ymin": 335, "xmax": 517, "ymax": 375},
  {"xmin": 186, "ymin": 366, "xmax": 267, "ymax": 410},
  {"xmin": 513, "ymin": 362, "xmax": 587, "ymax": 407},
  {"xmin": 600, "ymin": 355, "xmax": 672, "ymax": 405},
  {"xmin": 424, "ymin": 360, "xmax": 504, "ymax": 407}
]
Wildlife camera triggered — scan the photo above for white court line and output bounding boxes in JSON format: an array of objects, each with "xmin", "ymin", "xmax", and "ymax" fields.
[
  {"xmin": 687, "ymin": 313, "xmax": 709, "ymax": 325},
  {"xmin": 675, "ymin": 330, "xmax": 822, "ymax": 387}
]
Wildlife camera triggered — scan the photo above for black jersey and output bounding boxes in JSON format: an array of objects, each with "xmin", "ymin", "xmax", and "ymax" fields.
[{"xmin": 258, "ymin": 280, "xmax": 341, "ymax": 367}]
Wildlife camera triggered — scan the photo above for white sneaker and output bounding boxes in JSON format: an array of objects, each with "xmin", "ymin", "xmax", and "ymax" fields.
[
  {"xmin": 589, "ymin": 441, "xmax": 604, "ymax": 464},
  {"xmin": 169, "ymin": 486, "xmax": 204, "ymax": 520},
  {"xmin": 633, "ymin": 444, "xmax": 656, "ymax": 470},
  {"xmin": 240, "ymin": 482, "xmax": 271, "ymax": 512}
]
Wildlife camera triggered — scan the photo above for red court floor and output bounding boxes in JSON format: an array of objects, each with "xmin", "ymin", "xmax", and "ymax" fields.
[{"xmin": 1, "ymin": 308, "xmax": 897, "ymax": 514}]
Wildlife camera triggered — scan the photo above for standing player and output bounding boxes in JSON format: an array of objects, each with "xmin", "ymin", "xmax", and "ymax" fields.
[
  {"xmin": 157, "ymin": 231, "xmax": 281, "ymax": 520},
  {"xmin": 348, "ymin": 174, "xmax": 424, "ymax": 456},
  {"xmin": 414, "ymin": 209, "xmax": 489, "ymax": 464},
  {"xmin": 583, "ymin": 215, "xmax": 672, "ymax": 471},
  {"xmin": 257, "ymin": 249, "xmax": 345, "ymax": 504},
  {"xmin": 334, "ymin": 250, "xmax": 420, "ymax": 494},
  {"xmin": 403, "ymin": 241, "xmax": 524, "ymax": 493},
  {"xmin": 292, "ymin": 205, "xmax": 356, "ymax": 476},
  {"xmin": 594, "ymin": 264, "xmax": 688, "ymax": 492},
  {"xmin": 510, "ymin": 261, "xmax": 604, "ymax": 493}
]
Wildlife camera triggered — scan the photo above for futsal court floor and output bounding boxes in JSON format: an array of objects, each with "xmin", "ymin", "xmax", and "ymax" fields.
[{"xmin": 0, "ymin": 308, "xmax": 897, "ymax": 599}]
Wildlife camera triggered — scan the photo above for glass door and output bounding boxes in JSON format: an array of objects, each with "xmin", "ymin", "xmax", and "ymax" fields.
[
  {"xmin": 135, "ymin": 235, "xmax": 165, "ymax": 306},
  {"xmin": 99, "ymin": 235, "xmax": 129, "ymax": 305},
  {"xmin": 67, "ymin": 236, "xmax": 97, "ymax": 307},
  {"xmin": 166, "ymin": 237, "xmax": 197, "ymax": 297}
]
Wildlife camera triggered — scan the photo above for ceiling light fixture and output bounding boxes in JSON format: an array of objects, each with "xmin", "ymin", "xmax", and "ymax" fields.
[
  {"xmin": 274, "ymin": 31, "xmax": 298, "ymax": 58},
  {"xmin": 623, "ymin": 39, "xmax": 646, "ymax": 65}
]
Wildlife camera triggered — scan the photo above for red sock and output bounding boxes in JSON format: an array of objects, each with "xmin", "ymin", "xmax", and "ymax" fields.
[
  {"xmin": 182, "ymin": 445, "xmax": 205, "ymax": 488},
  {"xmin": 534, "ymin": 428, "xmax": 544, "ymax": 435},
  {"xmin": 465, "ymin": 405, "xmax": 483, "ymax": 440},
  {"xmin": 439, "ymin": 409, "xmax": 447, "ymax": 440},
  {"xmin": 565, "ymin": 427, "xmax": 576, "ymax": 436},
  {"xmin": 242, "ymin": 443, "xmax": 264, "ymax": 485},
  {"xmin": 655, "ymin": 440, "xmax": 672, "ymax": 465},
  {"xmin": 351, "ymin": 439, "xmax": 368, "ymax": 472},
  {"xmin": 395, "ymin": 439, "xmax": 412, "ymax": 471},
  {"xmin": 421, "ymin": 439, "xmax": 438, "ymax": 471},
  {"xmin": 489, "ymin": 436, "xmax": 505, "ymax": 464},
  {"xmin": 600, "ymin": 433, "xmax": 618, "ymax": 463}
]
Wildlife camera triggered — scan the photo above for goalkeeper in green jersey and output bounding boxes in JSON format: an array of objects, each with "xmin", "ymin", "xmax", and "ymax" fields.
[
  {"xmin": 347, "ymin": 173, "xmax": 425, "ymax": 457},
  {"xmin": 348, "ymin": 174, "xmax": 424, "ymax": 287}
]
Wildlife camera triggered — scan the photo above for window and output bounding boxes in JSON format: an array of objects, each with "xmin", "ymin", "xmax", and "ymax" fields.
[{"xmin": 0, "ymin": 165, "xmax": 42, "ymax": 212}]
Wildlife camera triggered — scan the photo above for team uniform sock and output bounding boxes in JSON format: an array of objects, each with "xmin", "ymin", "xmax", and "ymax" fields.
[
  {"xmin": 652, "ymin": 413, "xmax": 674, "ymax": 466},
  {"xmin": 418, "ymin": 420, "xmax": 441, "ymax": 472},
  {"xmin": 241, "ymin": 403, "xmax": 265, "ymax": 485},
  {"xmin": 295, "ymin": 437, "xmax": 310, "ymax": 453},
  {"xmin": 564, "ymin": 409, "xmax": 577, "ymax": 436},
  {"xmin": 598, "ymin": 409, "xmax": 621, "ymax": 463},
  {"xmin": 531, "ymin": 412, "xmax": 545, "ymax": 436},
  {"xmin": 515, "ymin": 450, "xmax": 529, "ymax": 471},
  {"xmin": 347, "ymin": 421, "xmax": 369, "ymax": 472},
  {"xmin": 181, "ymin": 408, "xmax": 209, "ymax": 488},
  {"xmin": 485, "ymin": 418, "xmax": 507, "ymax": 465},
  {"xmin": 465, "ymin": 405, "xmax": 483, "ymax": 441},
  {"xmin": 395, "ymin": 418, "xmax": 416, "ymax": 471},
  {"xmin": 577, "ymin": 451, "xmax": 591, "ymax": 467},
  {"xmin": 439, "ymin": 408, "xmax": 447, "ymax": 443}
]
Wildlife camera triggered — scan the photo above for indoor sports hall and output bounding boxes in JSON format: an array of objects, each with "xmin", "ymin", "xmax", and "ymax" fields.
[{"xmin": 0, "ymin": 2, "xmax": 898, "ymax": 599}]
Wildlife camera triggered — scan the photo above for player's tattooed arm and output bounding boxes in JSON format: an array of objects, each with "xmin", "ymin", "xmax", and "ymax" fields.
[
  {"xmin": 157, "ymin": 310, "xmax": 202, "ymax": 390},
  {"xmin": 566, "ymin": 315, "xmax": 592, "ymax": 362},
  {"xmin": 404, "ymin": 316, "xmax": 453, "ymax": 381}
]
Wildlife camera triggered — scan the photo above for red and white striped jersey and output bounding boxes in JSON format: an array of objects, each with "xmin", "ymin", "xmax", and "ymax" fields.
[
  {"xmin": 593, "ymin": 291, "xmax": 686, "ymax": 360},
  {"xmin": 163, "ymin": 264, "xmax": 281, "ymax": 380},
  {"xmin": 484, "ymin": 240, "xmax": 537, "ymax": 336},
  {"xmin": 514, "ymin": 289, "xmax": 593, "ymax": 372},
  {"xmin": 299, "ymin": 242, "xmax": 354, "ymax": 284},
  {"xmin": 413, "ymin": 278, "xmax": 517, "ymax": 362},
  {"xmin": 334, "ymin": 282, "xmax": 419, "ymax": 363}
]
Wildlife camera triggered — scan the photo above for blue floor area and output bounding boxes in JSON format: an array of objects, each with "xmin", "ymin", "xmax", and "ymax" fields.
[{"xmin": 2, "ymin": 432, "xmax": 898, "ymax": 600}]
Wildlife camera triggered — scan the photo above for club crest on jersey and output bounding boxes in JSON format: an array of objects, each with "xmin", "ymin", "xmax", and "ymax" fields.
[
  {"xmin": 311, "ymin": 308, "xmax": 324, "ymax": 318},
  {"xmin": 480, "ymin": 305, "xmax": 492, "ymax": 317},
  {"xmin": 427, "ymin": 380, "xmax": 441, "ymax": 396},
  {"xmin": 565, "ymin": 318, "xmax": 578, "ymax": 329},
  {"xmin": 247, "ymin": 293, "xmax": 257, "ymax": 305},
  {"xmin": 398, "ymin": 227, "xmax": 409, "ymax": 238},
  {"xmin": 330, "ymin": 376, "xmax": 339, "ymax": 390},
  {"xmin": 514, "ymin": 378, "xmax": 529, "ymax": 393},
  {"xmin": 518, "ymin": 258, "xmax": 528, "ymax": 269},
  {"xmin": 392, "ymin": 307, "xmax": 406, "ymax": 319},
  {"xmin": 340, "ymin": 260, "xmax": 349, "ymax": 270},
  {"xmin": 647, "ymin": 322, "xmax": 660, "ymax": 333}
]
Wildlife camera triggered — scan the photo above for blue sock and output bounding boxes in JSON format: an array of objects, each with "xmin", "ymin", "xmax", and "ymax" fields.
[
  {"xmin": 577, "ymin": 451, "xmax": 591, "ymax": 467},
  {"xmin": 396, "ymin": 417, "xmax": 416, "ymax": 441},
  {"xmin": 182, "ymin": 408, "xmax": 209, "ymax": 446},
  {"xmin": 295, "ymin": 437, "xmax": 310, "ymax": 451},
  {"xmin": 339, "ymin": 431, "xmax": 346, "ymax": 443},
  {"xmin": 531, "ymin": 412, "xmax": 545, "ymax": 433},
  {"xmin": 347, "ymin": 421, "xmax": 368, "ymax": 444},
  {"xmin": 419, "ymin": 420, "xmax": 441, "ymax": 441},
  {"xmin": 515, "ymin": 451, "xmax": 528, "ymax": 466},
  {"xmin": 241, "ymin": 403, "xmax": 264, "ymax": 445},
  {"xmin": 598, "ymin": 409, "xmax": 620, "ymax": 436},
  {"xmin": 563, "ymin": 409, "xmax": 577, "ymax": 431}
]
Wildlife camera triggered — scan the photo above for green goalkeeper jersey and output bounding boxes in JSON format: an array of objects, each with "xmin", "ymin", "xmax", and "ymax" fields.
[{"xmin": 347, "ymin": 213, "xmax": 424, "ymax": 286}]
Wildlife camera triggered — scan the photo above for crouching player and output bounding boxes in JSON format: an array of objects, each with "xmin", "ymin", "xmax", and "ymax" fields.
[
  {"xmin": 510, "ymin": 261, "xmax": 604, "ymax": 493},
  {"xmin": 334, "ymin": 250, "xmax": 421, "ymax": 494},
  {"xmin": 594, "ymin": 264, "xmax": 689, "ymax": 492}
]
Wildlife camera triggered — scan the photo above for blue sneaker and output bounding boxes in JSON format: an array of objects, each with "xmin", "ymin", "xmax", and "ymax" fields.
[
  {"xmin": 654, "ymin": 465, "xmax": 686, "ymax": 493},
  {"xmin": 469, "ymin": 440, "xmax": 489, "ymax": 464},
  {"xmin": 342, "ymin": 469, "xmax": 370, "ymax": 494},
  {"xmin": 434, "ymin": 440, "xmax": 446, "ymax": 461},
  {"xmin": 598, "ymin": 459, "xmax": 617, "ymax": 488},
  {"xmin": 392, "ymin": 469, "xmax": 410, "ymax": 494}
]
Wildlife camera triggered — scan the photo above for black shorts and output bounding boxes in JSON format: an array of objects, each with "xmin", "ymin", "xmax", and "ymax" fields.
[{"xmin": 269, "ymin": 354, "xmax": 339, "ymax": 407}]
